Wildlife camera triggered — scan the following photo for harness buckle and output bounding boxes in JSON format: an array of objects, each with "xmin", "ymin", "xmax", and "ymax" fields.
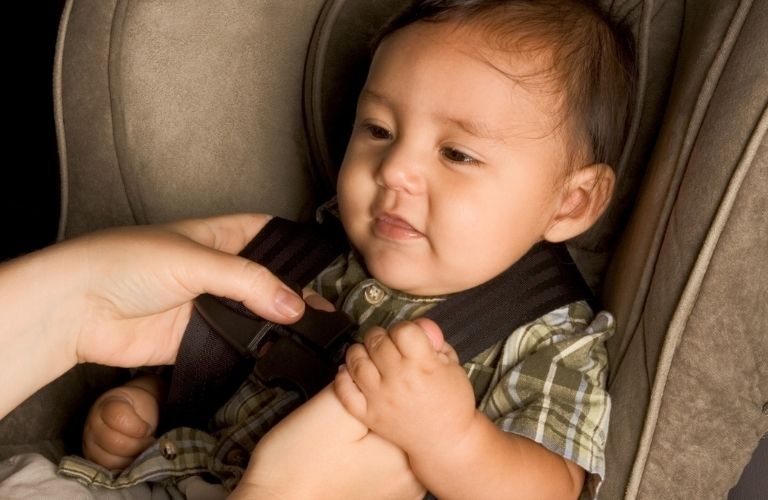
[{"xmin": 194, "ymin": 293, "xmax": 355, "ymax": 399}]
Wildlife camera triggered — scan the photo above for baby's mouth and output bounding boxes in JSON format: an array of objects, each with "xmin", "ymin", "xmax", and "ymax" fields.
[{"xmin": 373, "ymin": 214, "xmax": 424, "ymax": 240}]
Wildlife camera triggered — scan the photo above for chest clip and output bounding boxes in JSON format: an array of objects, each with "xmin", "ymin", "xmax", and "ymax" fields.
[{"xmin": 194, "ymin": 293, "xmax": 355, "ymax": 399}]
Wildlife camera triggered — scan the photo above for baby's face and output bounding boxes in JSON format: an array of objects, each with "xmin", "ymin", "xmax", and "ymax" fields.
[{"xmin": 337, "ymin": 21, "xmax": 570, "ymax": 296}]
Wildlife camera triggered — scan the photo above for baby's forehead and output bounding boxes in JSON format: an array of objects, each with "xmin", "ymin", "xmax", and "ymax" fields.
[{"xmin": 399, "ymin": 20, "xmax": 565, "ymax": 98}]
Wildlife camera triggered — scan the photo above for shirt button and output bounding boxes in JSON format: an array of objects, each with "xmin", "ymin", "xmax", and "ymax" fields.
[
  {"xmin": 364, "ymin": 284, "xmax": 386, "ymax": 305},
  {"xmin": 159, "ymin": 437, "xmax": 177, "ymax": 461}
]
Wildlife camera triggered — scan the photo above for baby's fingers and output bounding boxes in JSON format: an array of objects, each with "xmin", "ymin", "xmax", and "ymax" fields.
[
  {"xmin": 83, "ymin": 413, "xmax": 154, "ymax": 469},
  {"xmin": 99, "ymin": 396, "xmax": 153, "ymax": 438},
  {"xmin": 82, "ymin": 438, "xmax": 134, "ymax": 470},
  {"xmin": 333, "ymin": 365, "xmax": 368, "ymax": 422},
  {"xmin": 82, "ymin": 430, "xmax": 150, "ymax": 470},
  {"xmin": 388, "ymin": 321, "xmax": 436, "ymax": 359}
]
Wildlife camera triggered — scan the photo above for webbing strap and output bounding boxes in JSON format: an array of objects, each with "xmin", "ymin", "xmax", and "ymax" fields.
[
  {"xmin": 427, "ymin": 241, "xmax": 592, "ymax": 362},
  {"xmin": 162, "ymin": 218, "xmax": 346, "ymax": 431},
  {"xmin": 163, "ymin": 217, "xmax": 591, "ymax": 430}
]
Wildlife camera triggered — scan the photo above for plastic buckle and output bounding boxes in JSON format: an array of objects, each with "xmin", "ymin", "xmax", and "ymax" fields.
[{"xmin": 194, "ymin": 293, "xmax": 356, "ymax": 398}]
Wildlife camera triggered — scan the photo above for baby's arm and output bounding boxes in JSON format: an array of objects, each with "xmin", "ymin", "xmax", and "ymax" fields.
[
  {"xmin": 82, "ymin": 373, "xmax": 165, "ymax": 469},
  {"xmin": 232, "ymin": 293, "xmax": 427, "ymax": 499},
  {"xmin": 234, "ymin": 384, "xmax": 425, "ymax": 500},
  {"xmin": 335, "ymin": 319, "xmax": 585, "ymax": 500}
]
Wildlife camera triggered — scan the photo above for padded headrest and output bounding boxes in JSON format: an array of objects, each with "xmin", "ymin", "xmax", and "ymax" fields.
[
  {"xmin": 303, "ymin": 0, "xmax": 411, "ymax": 188},
  {"xmin": 56, "ymin": 0, "xmax": 331, "ymax": 237}
]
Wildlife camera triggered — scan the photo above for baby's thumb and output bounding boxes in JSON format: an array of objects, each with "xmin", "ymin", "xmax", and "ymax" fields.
[{"xmin": 100, "ymin": 396, "xmax": 153, "ymax": 438}]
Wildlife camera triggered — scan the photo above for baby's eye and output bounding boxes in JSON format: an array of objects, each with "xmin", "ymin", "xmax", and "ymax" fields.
[
  {"xmin": 441, "ymin": 147, "xmax": 480, "ymax": 166},
  {"xmin": 362, "ymin": 123, "xmax": 393, "ymax": 140}
]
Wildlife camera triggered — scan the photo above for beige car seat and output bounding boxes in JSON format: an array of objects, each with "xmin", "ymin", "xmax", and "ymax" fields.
[{"xmin": 1, "ymin": 0, "xmax": 765, "ymax": 498}]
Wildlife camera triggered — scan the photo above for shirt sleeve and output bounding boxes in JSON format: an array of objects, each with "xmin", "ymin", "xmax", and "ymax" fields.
[{"xmin": 467, "ymin": 301, "xmax": 614, "ymax": 499}]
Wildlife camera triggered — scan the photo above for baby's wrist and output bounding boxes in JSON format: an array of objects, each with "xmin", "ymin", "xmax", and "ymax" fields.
[{"xmin": 408, "ymin": 410, "xmax": 490, "ymax": 477}]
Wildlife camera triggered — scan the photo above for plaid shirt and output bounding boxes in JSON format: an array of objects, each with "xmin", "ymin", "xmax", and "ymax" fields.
[{"xmin": 59, "ymin": 251, "xmax": 613, "ymax": 498}]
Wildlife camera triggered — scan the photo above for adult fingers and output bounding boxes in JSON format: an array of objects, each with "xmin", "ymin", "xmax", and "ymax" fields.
[
  {"xmin": 167, "ymin": 213, "xmax": 271, "ymax": 255},
  {"xmin": 164, "ymin": 213, "xmax": 306, "ymax": 323},
  {"xmin": 174, "ymin": 248, "xmax": 305, "ymax": 324}
]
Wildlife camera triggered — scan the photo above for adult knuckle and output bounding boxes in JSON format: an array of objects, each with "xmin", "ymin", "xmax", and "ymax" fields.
[{"xmin": 244, "ymin": 261, "xmax": 271, "ymax": 285}]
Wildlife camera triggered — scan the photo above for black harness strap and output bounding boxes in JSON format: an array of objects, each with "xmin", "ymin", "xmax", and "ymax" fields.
[
  {"xmin": 162, "ymin": 218, "xmax": 346, "ymax": 431},
  {"xmin": 426, "ymin": 241, "xmax": 592, "ymax": 362},
  {"xmin": 163, "ymin": 217, "xmax": 591, "ymax": 430}
]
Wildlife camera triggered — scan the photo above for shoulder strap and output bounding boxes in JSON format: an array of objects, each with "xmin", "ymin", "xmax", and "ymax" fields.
[
  {"xmin": 163, "ymin": 218, "xmax": 591, "ymax": 430},
  {"xmin": 162, "ymin": 217, "xmax": 346, "ymax": 431},
  {"xmin": 427, "ymin": 241, "xmax": 592, "ymax": 362}
]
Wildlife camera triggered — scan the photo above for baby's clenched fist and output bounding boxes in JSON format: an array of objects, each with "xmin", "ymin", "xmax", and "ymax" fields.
[{"xmin": 82, "ymin": 374, "xmax": 163, "ymax": 470}]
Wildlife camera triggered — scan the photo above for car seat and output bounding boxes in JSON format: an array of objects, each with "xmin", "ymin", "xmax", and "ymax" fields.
[{"xmin": 1, "ymin": 0, "xmax": 765, "ymax": 498}]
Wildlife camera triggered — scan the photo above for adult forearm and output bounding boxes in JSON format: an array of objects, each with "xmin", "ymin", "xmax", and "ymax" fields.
[
  {"xmin": 408, "ymin": 411, "xmax": 584, "ymax": 500},
  {"xmin": 0, "ymin": 214, "xmax": 307, "ymax": 420},
  {"xmin": 0, "ymin": 244, "xmax": 84, "ymax": 418}
]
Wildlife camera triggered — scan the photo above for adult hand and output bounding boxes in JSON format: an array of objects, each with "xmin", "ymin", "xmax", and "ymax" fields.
[{"xmin": 0, "ymin": 213, "xmax": 305, "ymax": 418}]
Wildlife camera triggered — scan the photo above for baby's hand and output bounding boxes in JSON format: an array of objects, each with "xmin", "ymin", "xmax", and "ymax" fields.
[
  {"xmin": 82, "ymin": 374, "xmax": 162, "ymax": 470},
  {"xmin": 335, "ymin": 318, "xmax": 475, "ymax": 458}
]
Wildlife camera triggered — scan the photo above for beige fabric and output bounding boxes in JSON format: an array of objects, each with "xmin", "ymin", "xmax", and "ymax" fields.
[
  {"xmin": 25, "ymin": 0, "xmax": 768, "ymax": 497},
  {"xmin": 573, "ymin": 0, "xmax": 684, "ymax": 293},
  {"xmin": 603, "ymin": 0, "xmax": 768, "ymax": 497},
  {"xmin": 634, "ymin": 103, "xmax": 767, "ymax": 500},
  {"xmin": 56, "ymin": 0, "xmax": 328, "ymax": 238}
]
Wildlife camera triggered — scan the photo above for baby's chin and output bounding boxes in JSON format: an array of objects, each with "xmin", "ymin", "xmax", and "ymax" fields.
[
  {"xmin": 357, "ymin": 243, "xmax": 472, "ymax": 296},
  {"xmin": 367, "ymin": 264, "xmax": 461, "ymax": 297}
]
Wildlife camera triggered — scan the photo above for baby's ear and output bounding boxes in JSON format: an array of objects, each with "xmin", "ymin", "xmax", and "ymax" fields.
[{"xmin": 543, "ymin": 163, "xmax": 615, "ymax": 243}]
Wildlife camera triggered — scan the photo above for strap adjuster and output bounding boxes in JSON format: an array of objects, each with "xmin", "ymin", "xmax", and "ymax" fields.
[{"xmin": 194, "ymin": 293, "xmax": 355, "ymax": 398}]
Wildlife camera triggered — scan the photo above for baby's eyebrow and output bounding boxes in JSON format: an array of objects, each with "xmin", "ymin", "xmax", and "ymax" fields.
[
  {"xmin": 359, "ymin": 88, "xmax": 506, "ymax": 142},
  {"xmin": 438, "ymin": 114, "xmax": 505, "ymax": 142},
  {"xmin": 358, "ymin": 89, "xmax": 391, "ymax": 106}
]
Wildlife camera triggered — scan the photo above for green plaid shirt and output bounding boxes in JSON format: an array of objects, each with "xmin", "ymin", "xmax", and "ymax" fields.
[{"xmin": 59, "ymin": 251, "xmax": 613, "ymax": 498}]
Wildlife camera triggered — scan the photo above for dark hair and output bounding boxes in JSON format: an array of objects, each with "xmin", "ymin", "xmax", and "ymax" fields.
[{"xmin": 374, "ymin": 0, "xmax": 636, "ymax": 168}]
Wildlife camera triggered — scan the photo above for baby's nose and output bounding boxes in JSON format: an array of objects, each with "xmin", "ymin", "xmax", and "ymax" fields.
[{"xmin": 375, "ymin": 145, "xmax": 426, "ymax": 195}]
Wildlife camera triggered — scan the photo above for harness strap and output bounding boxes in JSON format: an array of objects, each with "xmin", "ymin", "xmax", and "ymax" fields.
[
  {"xmin": 163, "ymin": 217, "xmax": 591, "ymax": 430},
  {"xmin": 162, "ymin": 217, "xmax": 346, "ymax": 431},
  {"xmin": 427, "ymin": 241, "xmax": 592, "ymax": 362}
]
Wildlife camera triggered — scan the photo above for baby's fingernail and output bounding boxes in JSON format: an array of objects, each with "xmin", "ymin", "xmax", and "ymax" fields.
[{"xmin": 275, "ymin": 288, "xmax": 304, "ymax": 319}]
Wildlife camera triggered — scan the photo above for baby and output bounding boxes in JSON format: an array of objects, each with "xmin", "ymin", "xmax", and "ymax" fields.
[{"xmin": 62, "ymin": 1, "xmax": 634, "ymax": 498}]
